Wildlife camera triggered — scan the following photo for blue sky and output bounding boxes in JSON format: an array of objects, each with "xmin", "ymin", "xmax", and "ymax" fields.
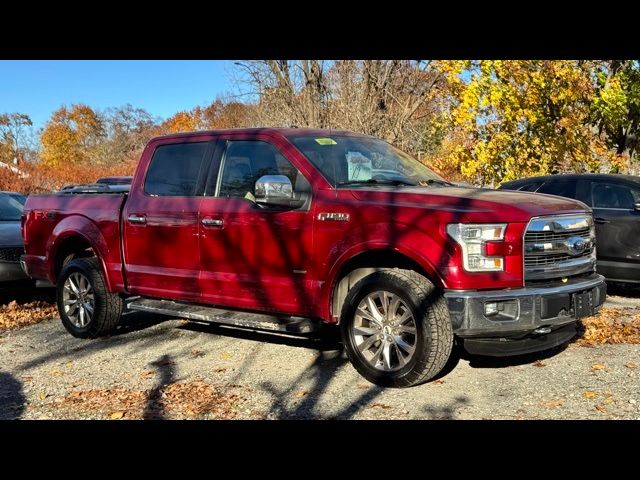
[{"xmin": 0, "ymin": 60, "xmax": 236, "ymax": 129}]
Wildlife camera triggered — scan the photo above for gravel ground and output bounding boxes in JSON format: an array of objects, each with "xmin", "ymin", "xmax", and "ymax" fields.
[{"xmin": 1, "ymin": 290, "xmax": 639, "ymax": 420}]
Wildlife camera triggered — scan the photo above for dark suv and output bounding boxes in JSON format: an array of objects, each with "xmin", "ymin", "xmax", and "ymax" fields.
[{"xmin": 499, "ymin": 173, "xmax": 640, "ymax": 284}]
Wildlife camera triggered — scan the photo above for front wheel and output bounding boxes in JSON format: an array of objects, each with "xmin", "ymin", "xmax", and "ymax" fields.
[
  {"xmin": 57, "ymin": 257, "xmax": 123, "ymax": 338},
  {"xmin": 340, "ymin": 269, "xmax": 453, "ymax": 388}
]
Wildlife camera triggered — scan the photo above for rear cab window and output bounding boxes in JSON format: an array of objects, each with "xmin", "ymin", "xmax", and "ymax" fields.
[{"xmin": 144, "ymin": 142, "xmax": 209, "ymax": 196}]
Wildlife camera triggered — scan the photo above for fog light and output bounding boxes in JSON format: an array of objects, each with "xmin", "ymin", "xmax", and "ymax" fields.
[
  {"xmin": 485, "ymin": 302, "xmax": 499, "ymax": 316},
  {"xmin": 484, "ymin": 299, "xmax": 518, "ymax": 321}
]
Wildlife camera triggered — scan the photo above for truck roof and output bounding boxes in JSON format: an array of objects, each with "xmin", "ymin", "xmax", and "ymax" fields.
[{"xmin": 150, "ymin": 127, "xmax": 373, "ymax": 143}]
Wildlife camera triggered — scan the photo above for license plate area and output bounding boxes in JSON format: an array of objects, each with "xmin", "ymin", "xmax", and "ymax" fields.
[{"xmin": 573, "ymin": 290, "xmax": 595, "ymax": 319}]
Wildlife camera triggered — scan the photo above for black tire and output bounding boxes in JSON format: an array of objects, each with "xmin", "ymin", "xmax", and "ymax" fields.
[
  {"xmin": 340, "ymin": 269, "xmax": 453, "ymax": 388},
  {"xmin": 57, "ymin": 257, "xmax": 123, "ymax": 338}
]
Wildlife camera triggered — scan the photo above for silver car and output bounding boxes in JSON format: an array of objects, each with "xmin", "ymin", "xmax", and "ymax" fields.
[{"xmin": 0, "ymin": 191, "xmax": 31, "ymax": 286}]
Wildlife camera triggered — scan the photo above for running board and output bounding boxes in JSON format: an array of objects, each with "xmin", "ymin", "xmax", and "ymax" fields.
[{"xmin": 126, "ymin": 298, "xmax": 320, "ymax": 334}]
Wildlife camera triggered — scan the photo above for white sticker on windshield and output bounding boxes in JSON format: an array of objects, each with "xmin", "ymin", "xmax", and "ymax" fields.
[{"xmin": 346, "ymin": 151, "xmax": 372, "ymax": 181}]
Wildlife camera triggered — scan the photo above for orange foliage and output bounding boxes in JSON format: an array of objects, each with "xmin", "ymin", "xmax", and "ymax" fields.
[{"xmin": 0, "ymin": 159, "xmax": 137, "ymax": 195}]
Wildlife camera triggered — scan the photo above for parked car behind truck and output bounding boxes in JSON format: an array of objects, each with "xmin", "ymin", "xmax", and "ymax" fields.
[
  {"xmin": 21, "ymin": 128, "xmax": 606, "ymax": 387},
  {"xmin": 0, "ymin": 191, "xmax": 33, "ymax": 287},
  {"xmin": 499, "ymin": 173, "xmax": 640, "ymax": 284}
]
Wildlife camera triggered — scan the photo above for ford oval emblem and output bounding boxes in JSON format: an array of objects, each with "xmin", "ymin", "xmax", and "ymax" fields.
[{"xmin": 566, "ymin": 236, "xmax": 587, "ymax": 256}]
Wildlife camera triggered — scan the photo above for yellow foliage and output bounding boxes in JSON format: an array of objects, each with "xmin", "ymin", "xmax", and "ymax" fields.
[
  {"xmin": 435, "ymin": 60, "xmax": 620, "ymax": 185},
  {"xmin": 41, "ymin": 104, "xmax": 105, "ymax": 167}
]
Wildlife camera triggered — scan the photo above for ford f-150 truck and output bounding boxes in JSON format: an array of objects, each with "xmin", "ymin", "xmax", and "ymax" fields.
[{"xmin": 21, "ymin": 128, "xmax": 607, "ymax": 387}]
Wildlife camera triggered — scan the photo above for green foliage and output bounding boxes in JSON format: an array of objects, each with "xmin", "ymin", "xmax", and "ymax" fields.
[{"xmin": 591, "ymin": 60, "xmax": 640, "ymax": 166}]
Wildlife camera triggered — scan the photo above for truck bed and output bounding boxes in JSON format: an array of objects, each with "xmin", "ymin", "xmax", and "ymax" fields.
[{"xmin": 22, "ymin": 192, "xmax": 128, "ymax": 290}]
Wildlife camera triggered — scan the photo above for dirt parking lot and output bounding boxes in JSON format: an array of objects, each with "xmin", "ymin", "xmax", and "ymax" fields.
[{"xmin": 1, "ymin": 286, "xmax": 639, "ymax": 420}]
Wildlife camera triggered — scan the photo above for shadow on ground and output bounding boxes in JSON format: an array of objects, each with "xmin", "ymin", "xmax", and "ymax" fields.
[{"xmin": 0, "ymin": 372, "xmax": 25, "ymax": 420}]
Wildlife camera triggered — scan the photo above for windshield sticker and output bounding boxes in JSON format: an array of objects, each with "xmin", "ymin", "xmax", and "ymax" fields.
[
  {"xmin": 346, "ymin": 151, "xmax": 372, "ymax": 181},
  {"xmin": 314, "ymin": 137, "xmax": 337, "ymax": 145}
]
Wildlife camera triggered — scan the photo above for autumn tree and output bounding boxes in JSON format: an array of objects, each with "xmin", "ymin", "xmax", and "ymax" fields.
[
  {"xmin": 0, "ymin": 113, "xmax": 34, "ymax": 164},
  {"xmin": 161, "ymin": 98, "xmax": 256, "ymax": 133},
  {"xmin": 591, "ymin": 60, "xmax": 640, "ymax": 173},
  {"xmin": 40, "ymin": 104, "xmax": 106, "ymax": 167}
]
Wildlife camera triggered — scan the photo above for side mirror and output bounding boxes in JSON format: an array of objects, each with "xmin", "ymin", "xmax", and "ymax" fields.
[{"xmin": 255, "ymin": 175, "xmax": 302, "ymax": 208}]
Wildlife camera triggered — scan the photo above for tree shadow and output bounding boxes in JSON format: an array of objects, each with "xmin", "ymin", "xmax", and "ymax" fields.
[
  {"xmin": 0, "ymin": 372, "xmax": 25, "ymax": 420},
  {"xmin": 258, "ymin": 349, "xmax": 386, "ymax": 420},
  {"xmin": 142, "ymin": 354, "xmax": 175, "ymax": 420},
  {"xmin": 421, "ymin": 396, "xmax": 469, "ymax": 419}
]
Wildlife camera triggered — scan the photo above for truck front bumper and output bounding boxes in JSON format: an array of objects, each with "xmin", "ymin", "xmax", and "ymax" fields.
[{"xmin": 444, "ymin": 273, "xmax": 606, "ymax": 356}]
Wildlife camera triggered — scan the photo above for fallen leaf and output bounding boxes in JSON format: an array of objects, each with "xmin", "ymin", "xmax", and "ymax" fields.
[
  {"xmin": 583, "ymin": 391, "xmax": 597, "ymax": 399},
  {"xmin": 533, "ymin": 360, "xmax": 546, "ymax": 367},
  {"xmin": 38, "ymin": 392, "xmax": 48, "ymax": 400},
  {"xmin": 214, "ymin": 368, "xmax": 227, "ymax": 373},
  {"xmin": 295, "ymin": 390, "xmax": 309, "ymax": 398},
  {"xmin": 625, "ymin": 362, "xmax": 638, "ymax": 369},
  {"xmin": 221, "ymin": 353, "xmax": 232, "ymax": 359},
  {"xmin": 356, "ymin": 383, "xmax": 369, "ymax": 390},
  {"xmin": 50, "ymin": 368, "xmax": 63, "ymax": 377},
  {"xmin": 541, "ymin": 400, "xmax": 564, "ymax": 407},
  {"xmin": 370, "ymin": 403, "xmax": 391, "ymax": 410},
  {"xmin": 433, "ymin": 379, "xmax": 446, "ymax": 384},
  {"xmin": 592, "ymin": 363, "xmax": 606, "ymax": 371},
  {"xmin": 21, "ymin": 375, "xmax": 33, "ymax": 382},
  {"xmin": 139, "ymin": 370, "xmax": 154, "ymax": 379},
  {"xmin": 595, "ymin": 404, "xmax": 607, "ymax": 413},
  {"xmin": 110, "ymin": 411, "xmax": 124, "ymax": 420},
  {"xmin": 574, "ymin": 309, "xmax": 640, "ymax": 346},
  {"xmin": 190, "ymin": 349, "xmax": 205, "ymax": 358},
  {"xmin": 602, "ymin": 392, "xmax": 614, "ymax": 405}
]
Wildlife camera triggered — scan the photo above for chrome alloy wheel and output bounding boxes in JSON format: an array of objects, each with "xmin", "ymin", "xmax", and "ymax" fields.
[
  {"xmin": 352, "ymin": 291, "xmax": 418, "ymax": 372},
  {"xmin": 62, "ymin": 272, "xmax": 95, "ymax": 328}
]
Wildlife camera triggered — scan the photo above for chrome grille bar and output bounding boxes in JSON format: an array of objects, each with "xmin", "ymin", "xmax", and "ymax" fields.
[{"xmin": 524, "ymin": 214, "xmax": 596, "ymax": 281}]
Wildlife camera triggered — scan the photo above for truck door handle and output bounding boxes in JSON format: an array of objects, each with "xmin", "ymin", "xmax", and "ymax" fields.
[
  {"xmin": 201, "ymin": 218, "xmax": 223, "ymax": 227},
  {"xmin": 127, "ymin": 214, "xmax": 147, "ymax": 225},
  {"xmin": 594, "ymin": 217, "xmax": 610, "ymax": 224}
]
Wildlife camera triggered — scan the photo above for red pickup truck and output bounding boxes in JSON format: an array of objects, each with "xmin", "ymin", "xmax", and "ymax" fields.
[{"xmin": 22, "ymin": 128, "xmax": 606, "ymax": 387}]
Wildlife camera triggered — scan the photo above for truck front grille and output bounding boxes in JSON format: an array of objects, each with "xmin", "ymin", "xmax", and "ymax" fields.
[
  {"xmin": 523, "ymin": 215, "xmax": 596, "ymax": 281},
  {"xmin": 0, "ymin": 246, "xmax": 24, "ymax": 263}
]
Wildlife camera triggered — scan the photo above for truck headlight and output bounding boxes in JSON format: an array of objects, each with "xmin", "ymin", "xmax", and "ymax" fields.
[{"xmin": 447, "ymin": 223, "xmax": 507, "ymax": 272}]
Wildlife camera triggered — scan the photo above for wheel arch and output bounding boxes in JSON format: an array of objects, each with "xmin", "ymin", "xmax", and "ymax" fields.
[
  {"xmin": 48, "ymin": 229, "xmax": 111, "ymax": 291},
  {"xmin": 327, "ymin": 247, "xmax": 444, "ymax": 324}
]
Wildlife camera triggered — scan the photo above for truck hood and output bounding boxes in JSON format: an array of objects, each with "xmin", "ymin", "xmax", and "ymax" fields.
[
  {"xmin": 0, "ymin": 221, "xmax": 24, "ymax": 246},
  {"xmin": 349, "ymin": 186, "xmax": 590, "ymax": 223}
]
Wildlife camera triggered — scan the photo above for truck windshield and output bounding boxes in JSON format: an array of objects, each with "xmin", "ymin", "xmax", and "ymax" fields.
[
  {"xmin": 0, "ymin": 194, "xmax": 25, "ymax": 221},
  {"xmin": 288, "ymin": 134, "xmax": 450, "ymax": 187}
]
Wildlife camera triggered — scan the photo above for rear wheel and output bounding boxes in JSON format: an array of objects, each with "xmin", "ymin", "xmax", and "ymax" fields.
[
  {"xmin": 340, "ymin": 269, "xmax": 453, "ymax": 388},
  {"xmin": 57, "ymin": 257, "xmax": 123, "ymax": 338}
]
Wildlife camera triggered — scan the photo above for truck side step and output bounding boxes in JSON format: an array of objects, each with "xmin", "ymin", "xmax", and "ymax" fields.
[{"xmin": 126, "ymin": 298, "xmax": 320, "ymax": 334}]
